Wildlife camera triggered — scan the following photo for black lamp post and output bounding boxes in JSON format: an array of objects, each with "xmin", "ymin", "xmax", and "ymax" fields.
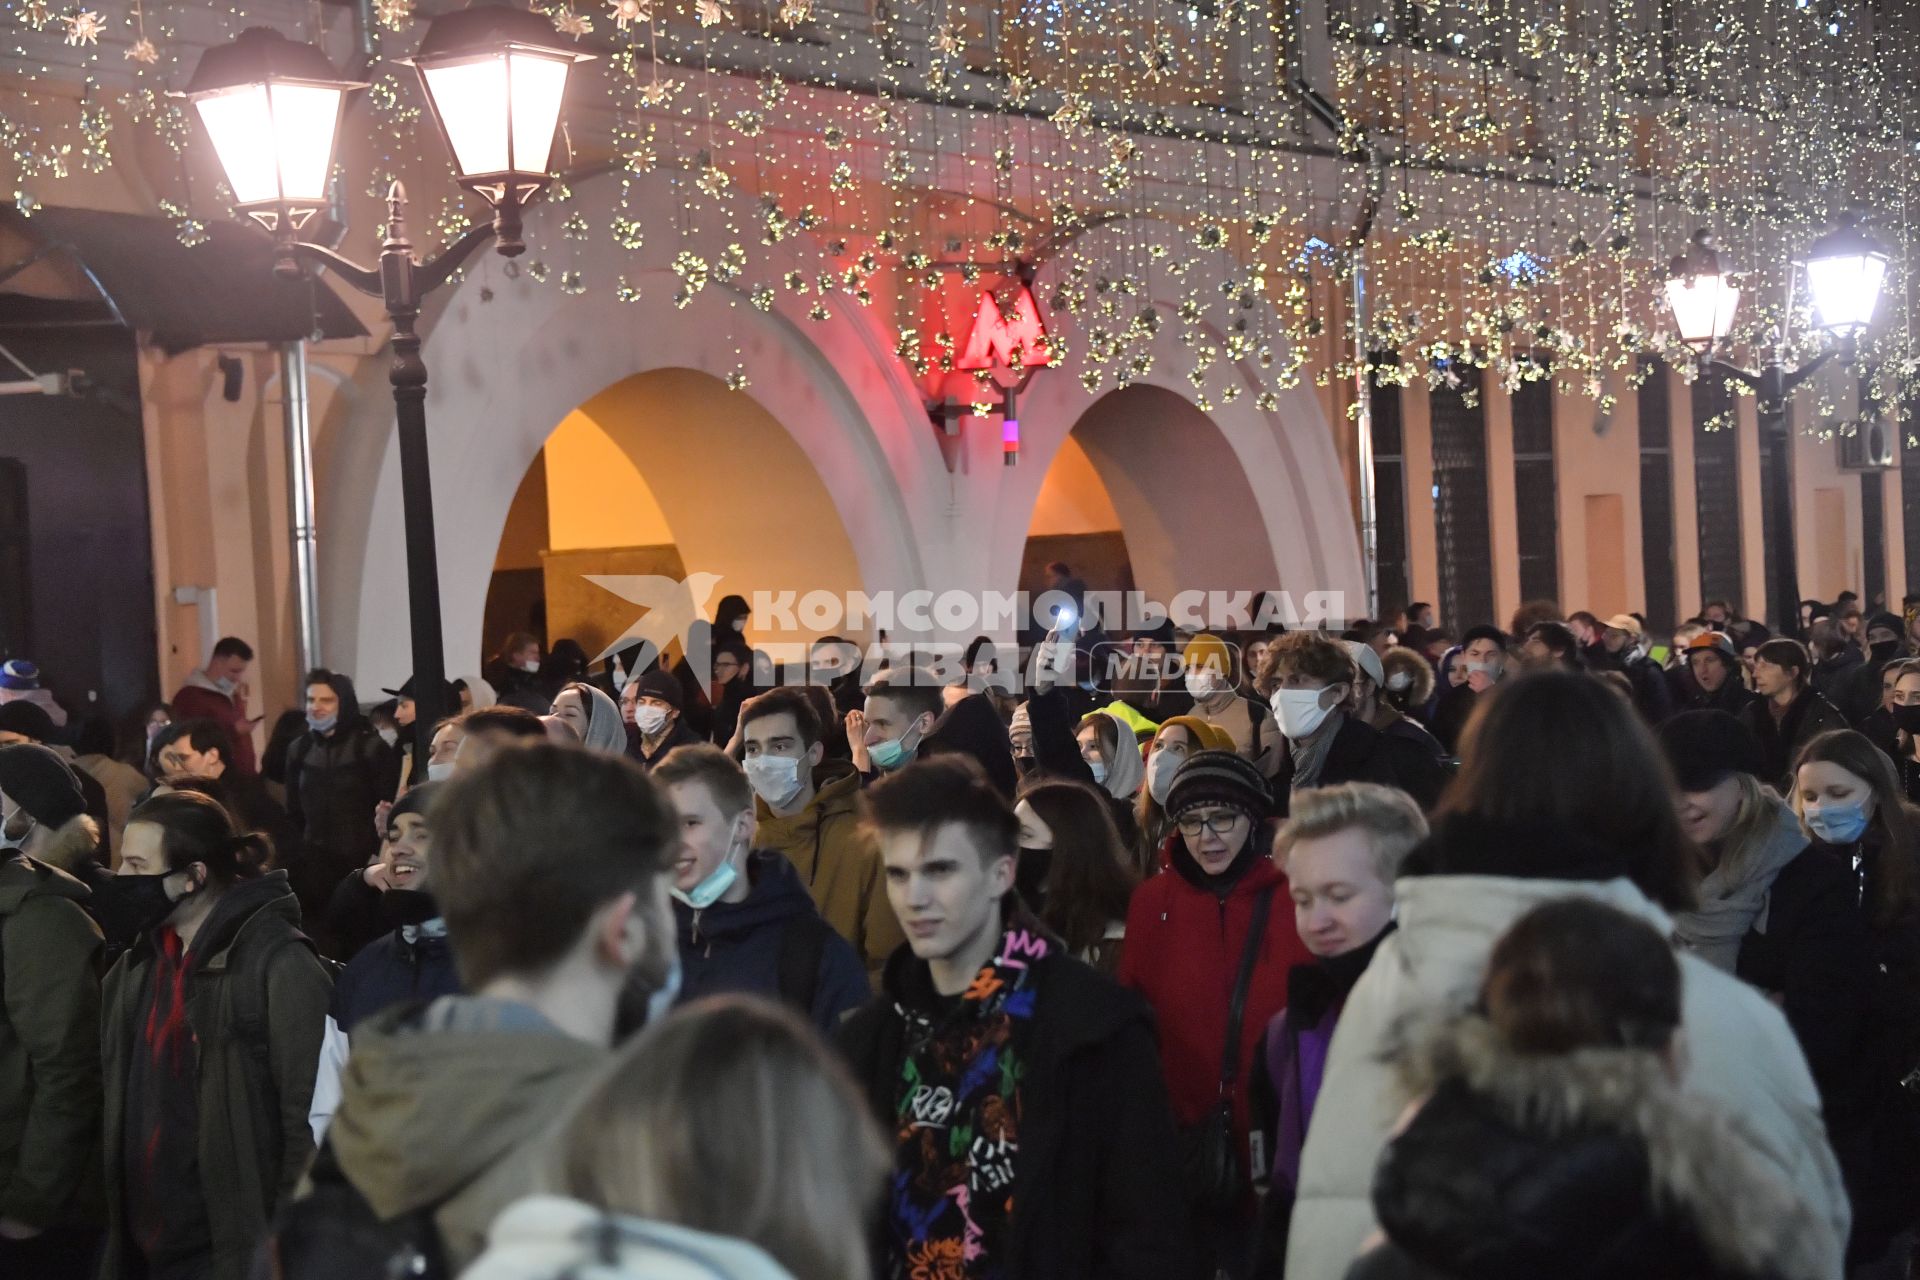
[
  {"xmin": 1666, "ymin": 220, "xmax": 1890, "ymax": 638},
  {"xmin": 182, "ymin": 11, "xmax": 593, "ymax": 762}
]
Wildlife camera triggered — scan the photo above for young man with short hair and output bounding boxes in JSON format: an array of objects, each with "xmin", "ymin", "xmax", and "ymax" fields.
[
  {"xmin": 623, "ymin": 669, "xmax": 700, "ymax": 769},
  {"xmin": 1599, "ymin": 613, "xmax": 1675, "ymax": 725},
  {"xmin": 839, "ymin": 757, "xmax": 1195, "ymax": 1280},
  {"xmin": 741, "ymin": 688, "xmax": 903, "ymax": 981},
  {"xmin": 151, "ymin": 718, "xmax": 291, "ymax": 851},
  {"xmin": 859, "ymin": 669, "xmax": 944, "ymax": 773},
  {"xmin": 277, "ymin": 743, "xmax": 680, "ymax": 1276},
  {"xmin": 170, "ymin": 637, "xmax": 260, "ymax": 776},
  {"xmin": 653, "ymin": 743, "xmax": 867, "ymax": 1031}
]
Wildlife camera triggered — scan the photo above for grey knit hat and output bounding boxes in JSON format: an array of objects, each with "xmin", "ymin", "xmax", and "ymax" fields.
[{"xmin": 1165, "ymin": 748, "xmax": 1272, "ymax": 823}]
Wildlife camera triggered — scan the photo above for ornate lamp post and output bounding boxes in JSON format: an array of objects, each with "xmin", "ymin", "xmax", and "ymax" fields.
[
  {"xmin": 1667, "ymin": 219, "xmax": 1889, "ymax": 637},
  {"xmin": 183, "ymin": 10, "xmax": 593, "ymax": 757}
]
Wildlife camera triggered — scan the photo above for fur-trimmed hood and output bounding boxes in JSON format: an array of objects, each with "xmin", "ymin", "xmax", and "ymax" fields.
[{"xmin": 1385, "ymin": 1016, "xmax": 1830, "ymax": 1280}]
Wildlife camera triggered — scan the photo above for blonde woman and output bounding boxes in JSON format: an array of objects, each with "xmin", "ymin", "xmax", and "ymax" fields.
[{"xmin": 467, "ymin": 997, "xmax": 888, "ymax": 1280}]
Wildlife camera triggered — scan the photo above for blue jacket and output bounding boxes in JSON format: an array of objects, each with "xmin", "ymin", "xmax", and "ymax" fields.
[
  {"xmin": 332, "ymin": 925, "xmax": 464, "ymax": 1033},
  {"xmin": 675, "ymin": 851, "xmax": 871, "ymax": 1034}
]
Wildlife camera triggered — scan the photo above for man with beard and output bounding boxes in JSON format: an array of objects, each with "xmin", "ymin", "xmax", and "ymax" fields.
[{"xmin": 270, "ymin": 743, "xmax": 679, "ymax": 1279}]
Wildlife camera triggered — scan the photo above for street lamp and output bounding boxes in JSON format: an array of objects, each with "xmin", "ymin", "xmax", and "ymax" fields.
[
  {"xmin": 1666, "ymin": 220, "xmax": 1889, "ymax": 639},
  {"xmin": 183, "ymin": 7, "xmax": 593, "ymax": 761}
]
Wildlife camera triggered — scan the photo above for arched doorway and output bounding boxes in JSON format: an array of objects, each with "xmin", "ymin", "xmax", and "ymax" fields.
[{"xmin": 486, "ymin": 367, "xmax": 867, "ymax": 668}]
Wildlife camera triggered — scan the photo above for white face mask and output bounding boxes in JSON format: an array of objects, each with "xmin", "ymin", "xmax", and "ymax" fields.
[
  {"xmin": 1147, "ymin": 749, "xmax": 1183, "ymax": 804},
  {"xmin": 425, "ymin": 761, "xmax": 456, "ymax": 783},
  {"xmin": 0, "ymin": 804, "xmax": 34, "ymax": 852},
  {"xmin": 1184, "ymin": 668, "xmax": 1218, "ymax": 700},
  {"xmin": 636, "ymin": 704, "xmax": 670, "ymax": 736},
  {"xmin": 1273, "ymin": 687, "xmax": 1337, "ymax": 740},
  {"xmin": 517, "ymin": 659, "xmax": 540, "ymax": 674},
  {"xmin": 378, "ymin": 727, "xmax": 399, "ymax": 748},
  {"xmin": 744, "ymin": 754, "xmax": 806, "ymax": 809}
]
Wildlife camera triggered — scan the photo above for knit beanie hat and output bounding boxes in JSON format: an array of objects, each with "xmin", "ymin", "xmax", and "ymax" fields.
[
  {"xmin": 1165, "ymin": 749, "xmax": 1272, "ymax": 824},
  {"xmin": 0, "ymin": 742, "xmax": 86, "ymax": 827},
  {"xmin": 0, "ymin": 659, "xmax": 40, "ymax": 691},
  {"xmin": 390, "ymin": 780, "xmax": 445, "ymax": 824},
  {"xmin": 1182, "ymin": 633, "xmax": 1234, "ymax": 679},
  {"xmin": 633, "ymin": 669, "xmax": 684, "ymax": 711},
  {"xmin": 0, "ymin": 700, "xmax": 56, "ymax": 743}
]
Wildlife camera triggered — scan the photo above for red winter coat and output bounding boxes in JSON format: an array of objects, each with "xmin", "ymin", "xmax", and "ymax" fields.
[
  {"xmin": 1119, "ymin": 846, "xmax": 1310, "ymax": 1175},
  {"xmin": 170, "ymin": 678, "xmax": 258, "ymax": 776}
]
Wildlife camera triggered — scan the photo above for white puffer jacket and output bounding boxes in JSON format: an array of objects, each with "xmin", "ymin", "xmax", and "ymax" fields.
[
  {"xmin": 464, "ymin": 1196, "xmax": 796, "ymax": 1280},
  {"xmin": 1284, "ymin": 873, "xmax": 1851, "ymax": 1280}
]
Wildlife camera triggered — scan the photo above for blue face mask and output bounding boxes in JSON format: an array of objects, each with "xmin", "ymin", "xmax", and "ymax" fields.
[
  {"xmin": 869, "ymin": 724, "xmax": 923, "ymax": 772},
  {"xmin": 1087, "ymin": 758, "xmax": 1109, "ymax": 785},
  {"xmin": 307, "ymin": 714, "xmax": 338, "ymax": 734},
  {"xmin": 672, "ymin": 860, "xmax": 739, "ymax": 910},
  {"xmin": 1805, "ymin": 799, "xmax": 1871, "ymax": 845}
]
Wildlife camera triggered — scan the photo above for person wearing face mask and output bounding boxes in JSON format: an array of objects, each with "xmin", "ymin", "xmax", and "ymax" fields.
[
  {"xmin": 859, "ymin": 669, "xmax": 944, "ymax": 775},
  {"xmin": 1376, "ymin": 647, "xmax": 1435, "ymax": 721},
  {"xmin": 1342, "ymin": 640, "xmax": 1446, "ymax": 772},
  {"xmin": 739, "ymin": 689, "xmax": 903, "ymax": 984},
  {"xmin": 1428, "ymin": 625, "xmax": 1508, "ymax": 754},
  {"xmin": 1183, "ymin": 633, "xmax": 1281, "ymax": 779},
  {"xmin": 1119, "ymin": 750, "xmax": 1312, "ymax": 1273},
  {"xmin": 379, "ymin": 676, "xmax": 460, "ymax": 793},
  {"xmin": 1741, "ymin": 640, "xmax": 1848, "ymax": 790},
  {"xmin": 1789, "ymin": 729, "xmax": 1920, "ymax": 1275},
  {"xmin": 1832, "ymin": 613, "xmax": 1910, "ymax": 727},
  {"xmin": 1249, "ymin": 783, "xmax": 1427, "ymax": 1277},
  {"xmin": 101, "ymin": 791, "xmax": 329, "ymax": 1280},
  {"xmin": 0, "ymin": 744, "xmax": 106, "ymax": 1277},
  {"xmin": 270, "ymin": 744, "xmax": 681, "ymax": 1280},
  {"xmin": 652, "ymin": 745, "xmax": 866, "ymax": 1033},
  {"xmin": 1014, "ymin": 779, "xmax": 1138, "ymax": 972},
  {"xmin": 282, "ymin": 669, "xmax": 401, "ymax": 948},
  {"xmin": 0, "ymin": 700, "xmax": 115, "ymax": 864},
  {"xmin": 623, "ymin": 668, "xmax": 701, "ymax": 769},
  {"xmin": 1262, "ymin": 633, "xmax": 1441, "ymax": 813},
  {"xmin": 1884, "ymin": 662, "xmax": 1920, "ymax": 803},
  {"xmin": 169, "ymin": 637, "xmax": 261, "ymax": 777},
  {"xmin": 1067, "ymin": 706, "xmax": 1149, "ymax": 864},
  {"xmin": 1135, "ymin": 715, "xmax": 1236, "ymax": 868}
]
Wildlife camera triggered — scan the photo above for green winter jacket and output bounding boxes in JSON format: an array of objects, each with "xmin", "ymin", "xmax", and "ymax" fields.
[
  {"xmin": 0, "ymin": 855, "xmax": 104, "ymax": 1230},
  {"xmin": 99, "ymin": 870, "xmax": 331, "ymax": 1280}
]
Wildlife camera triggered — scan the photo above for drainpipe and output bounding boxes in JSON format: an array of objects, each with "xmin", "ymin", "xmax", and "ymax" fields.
[
  {"xmin": 1346, "ymin": 153, "xmax": 1384, "ymax": 621},
  {"xmin": 280, "ymin": 341, "xmax": 322, "ymax": 673}
]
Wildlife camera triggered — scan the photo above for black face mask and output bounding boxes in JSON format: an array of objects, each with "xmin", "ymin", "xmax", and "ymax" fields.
[
  {"xmin": 90, "ymin": 874, "xmax": 181, "ymax": 943},
  {"xmin": 1873, "ymin": 640, "xmax": 1902, "ymax": 663},
  {"xmin": 379, "ymin": 887, "xmax": 440, "ymax": 929},
  {"xmin": 1015, "ymin": 845, "xmax": 1053, "ymax": 910},
  {"xmin": 1013, "ymin": 754, "xmax": 1037, "ymax": 778},
  {"xmin": 1895, "ymin": 705, "xmax": 1920, "ymax": 736}
]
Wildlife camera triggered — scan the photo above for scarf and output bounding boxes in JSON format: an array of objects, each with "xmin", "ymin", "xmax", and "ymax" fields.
[
  {"xmin": 886, "ymin": 921, "xmax": 1050, "ymax": 1280},
  {"xmin": 1288, "ymin": 711, "xmax": 1344, "ymax": 791},
  {"xmin": 1673, "ymin": 800, "xmax": 1807, "ymax": 971}
]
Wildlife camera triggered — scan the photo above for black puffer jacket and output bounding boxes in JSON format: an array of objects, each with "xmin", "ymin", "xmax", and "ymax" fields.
[
  {"xmin": 284, "ymin": 700, "xmax": 399, "ymax": 885},
  {"xmin": 1345, "ymin": 1018, "xmax": 1828, "ymax": 1280},
  {"xmin": 1739, "ymin": 689, "xmax": 1847, "ymax": 790}
]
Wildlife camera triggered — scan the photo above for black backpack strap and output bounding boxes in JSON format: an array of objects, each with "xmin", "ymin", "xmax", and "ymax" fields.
[
  {"xmin": 776, "ymin": 914, "xmax": 832, "ymax": 1017},
  {"xmin": 1218, "ymin": 885, "xmax": 1277, "ymax": 1095}
]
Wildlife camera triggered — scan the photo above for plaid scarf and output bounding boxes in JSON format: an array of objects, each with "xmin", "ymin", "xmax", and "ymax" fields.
[{"xmin": 886, "ymin": 922, "xmax": 1051, "ymax": 1280}]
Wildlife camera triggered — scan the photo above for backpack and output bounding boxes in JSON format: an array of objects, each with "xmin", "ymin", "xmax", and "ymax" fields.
[{"xmin": 263, "ymin": 1136, "xmax": 450, "ymax": 1280}]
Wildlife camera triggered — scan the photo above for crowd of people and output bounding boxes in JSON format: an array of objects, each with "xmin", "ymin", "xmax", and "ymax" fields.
[{"xmin": 1, "ymin": 578, "xmax": 1918, "ymax": 1280}]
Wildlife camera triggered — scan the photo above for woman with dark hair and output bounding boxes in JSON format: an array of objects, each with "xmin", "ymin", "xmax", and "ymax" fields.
[
  {"xmin": 1345, "ymin": 899, "xmax": 1831, "ymax": 1280},
  {"xmin": 1789, "ymin": 729, "xmax": 1920, "ymax": 1272},
  {"xmin": 1284, "ymin": 670, "xmax": 1849, "ymax": 1280},
  {"xmin": 1741, "ymin": 638, "xmax": 1847, "ymax": 788},
  {"xmin": 283, "ymin": 670, "xmax": 400, "ymax": 947},
  {"xmin": 1014, "ymin": 779, "xmax": 1137, "ymax": 973},
  {"xmin": 100, "ymin": 791, "xmax": 331, "ymax": 1280}
]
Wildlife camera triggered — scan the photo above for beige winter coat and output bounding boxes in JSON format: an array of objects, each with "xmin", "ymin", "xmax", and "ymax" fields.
[{"xmin": 1285, "ymin": 874, "xmax": 1851, "ymax": 1280}]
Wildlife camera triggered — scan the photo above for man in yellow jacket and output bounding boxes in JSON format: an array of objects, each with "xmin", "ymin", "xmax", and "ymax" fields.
[{"xmin": 741, "ymin": 689, "xmax": 903, "ymax": 985}]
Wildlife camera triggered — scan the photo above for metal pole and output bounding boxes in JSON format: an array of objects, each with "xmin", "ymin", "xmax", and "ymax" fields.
[
  {"xmin": 278, "ymin": 340, "xmax": 322, "ymax": 676},
  {"xmin": 1352, "ymin": 246, "xmax": 1380, "ymax": 622},
  {"xmin": 376, "ymin": 187, "xmax": 450, "ymax": 764},
  {"xmin": 1759, "ymin": 364, "xmax": 1801, "ymax": 639}
]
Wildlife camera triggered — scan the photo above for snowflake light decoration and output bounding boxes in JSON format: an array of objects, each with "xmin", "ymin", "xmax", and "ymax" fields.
[
  {"xmin": 606, "ymin": 0, "xmax": 646, "ymax": 30},
  {"xmin": 552, "ymin": 6, "xmax": 592, "ymax": 36},
  {"xmin": 695, "ymin": 0, "xmax": 727, "ymax": 28},
  {"xmin": 125, "ymin": 37, "xmax": 158, "ymax": 64},
  {"xmin": 64, "ymin": 9, "xmax": 104, "ymax": 46}
]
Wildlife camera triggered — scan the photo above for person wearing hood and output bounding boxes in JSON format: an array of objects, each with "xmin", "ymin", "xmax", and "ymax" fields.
[
  {"xmin": 0, "ymin": 700, "xmax": 115, "ymax": 863},
  {"xmin": 1184, "ymin": 633, "xmax": 1281, "ymax": 778},
  {"xmin": 624, "ymin": 668, "xmax": 700, "ymax": 769},
  {"xmin": 1134, "ymin": 714, "xmax": 1236, "ymax": 869},
  {"xmin": 1427, "ymin": 625, "xmax": 1507, "ymax": 753},
  {"xmin": 1119, "ymin": 750, "xmax": 1311, "ymax": 1274},
  {"xmin": 1788, "ymin": 729, "xmax": 1920, "ymax": 1271},
  {"xmin": 550, "ymin": 680, "xmax": 628, "ymax": 755},
  {"xmin": 1376, "ymin": 647, "xmax": 1436, "ymax": 724},
  {"xmin": 652, "ymin": 745, "xmax": 866, "ymax": 1033},
  {"xmin": 738, "ymin": 689, "xmax": 903, "ymax": 984},
  {"xmin": 0, "ymin": 744, "xmax": 106, "ymax": 1278},
  {"xmin": 1885, "ymin": 660, "xmax": 1920, "ymax": 802},
  {"xmin": 1347, "ymin": 899, "xmax": 1833, "ymax": 1280},
  {"xmin": 283, "ymin": 669, "xmax": 401, "ymax": 940},
  {"xmin": 840, "ymin": 757, "xmax": 1198, "ymax": 1280},
  {"xmin": 469, "ymin": 998, "xmax": 888, "ymax": 1280},
  {"xmin": 1014, "ymin": 778, "xmax": 1138, "ymax": 972},
  {"xmin": 1740, "ymin": 639, "xmax": 1848, "ymax": 789},
  {"xmin": 271, "ymin": 744, "xmax": 681, "ymax": 1280},
  {"xmin": 101, "ymin": 791, "xmax": 330, "ymax": 1280},
  {"xmin": 1248, "ymin": 783, "xmax": 1426, "ymax": 1278},
  {"xmin": 1284, "ymin": 671, "xmax": 1849, "ymax": 1280},
  {"xmin": 1071, "ymin": 706, "xmax": 1150, "ymax": 862},
  {"xmin": 1263, "ymin": 632, "xmax": 1442, "ymax": 813},
  {"xmin": 1832, "ymin": 611, "xmax": 1908, "ymax": 726},
  {"xmin": 1344, "ymin": 641, "xmax": 1444, "ymax": 765}
]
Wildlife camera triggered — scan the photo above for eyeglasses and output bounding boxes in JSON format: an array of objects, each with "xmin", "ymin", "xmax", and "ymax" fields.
[{"xmin": 1176, "ymin": 812, "xmax": 1246, "ymax": 838}]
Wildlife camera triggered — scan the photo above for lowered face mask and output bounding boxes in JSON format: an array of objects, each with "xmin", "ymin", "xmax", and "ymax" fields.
[
  {"xmin": 379, "ymin": 887, "xmax": 441, "ymax": 930},
  {"xmin": 671, "ymin": 859, "xmax": 739, "ymax": 910}
]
